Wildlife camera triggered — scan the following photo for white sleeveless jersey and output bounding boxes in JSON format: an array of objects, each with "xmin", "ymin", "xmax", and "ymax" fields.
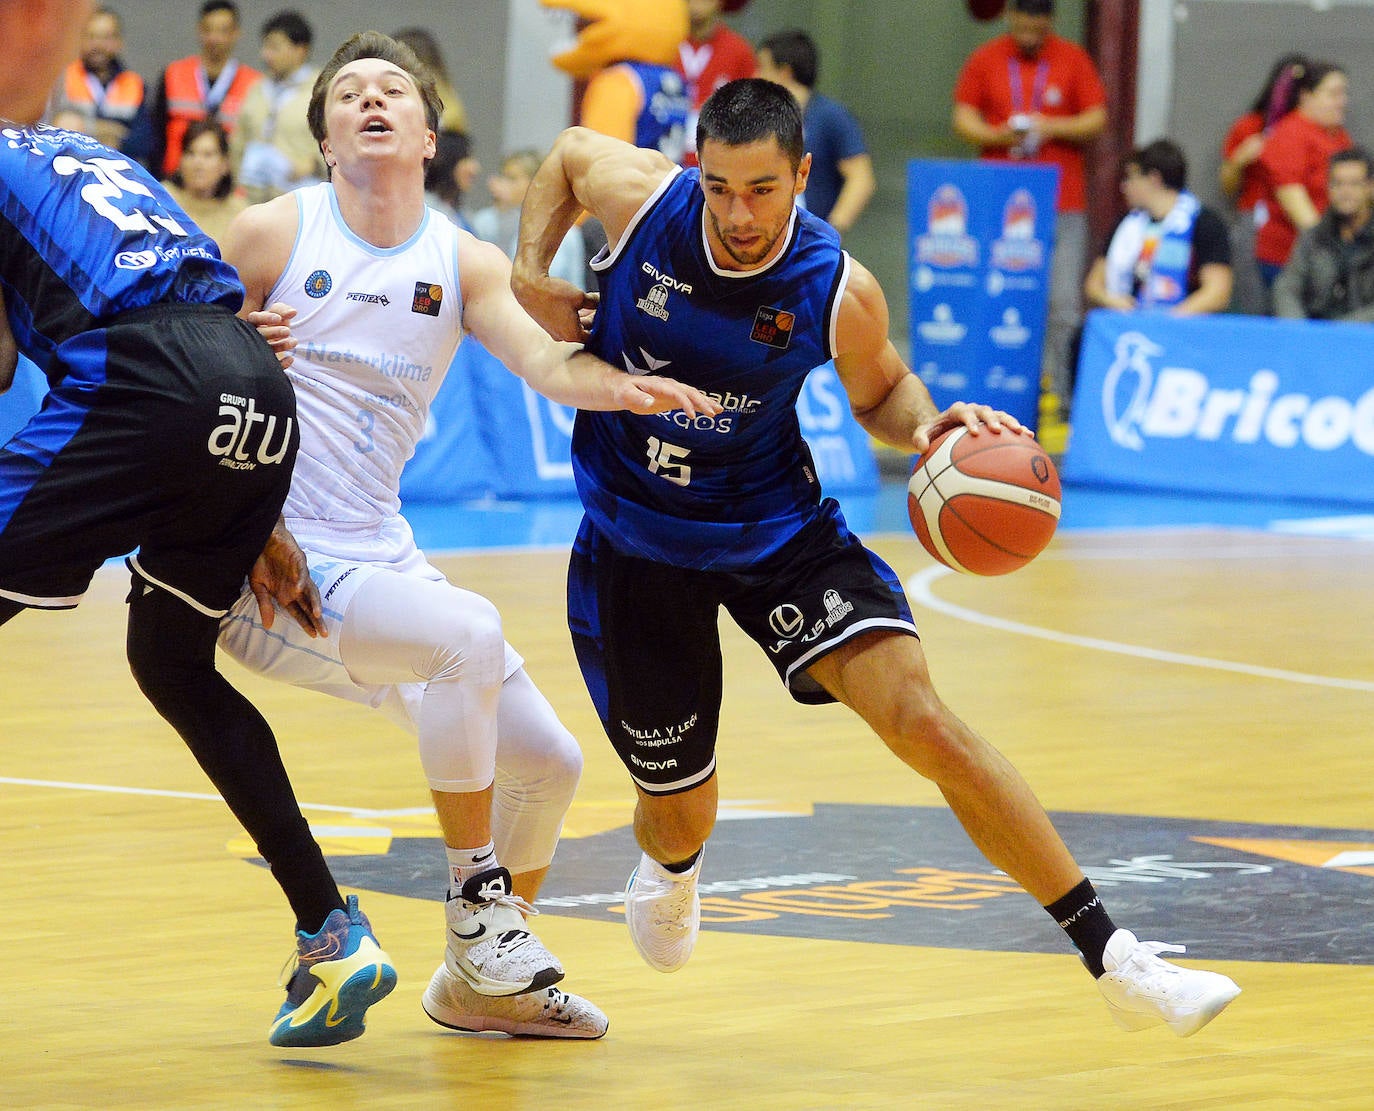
[{"xmin": 268, "ymin": 183, "xmax": 463, "ymax": 532}]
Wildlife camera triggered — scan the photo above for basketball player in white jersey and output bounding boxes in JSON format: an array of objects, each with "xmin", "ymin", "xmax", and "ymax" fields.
[{"xmin": 218, "ymin": 31, "xmax": 720, "ymax": 1039}]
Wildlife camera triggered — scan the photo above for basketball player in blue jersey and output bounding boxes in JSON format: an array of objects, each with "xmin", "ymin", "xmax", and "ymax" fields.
[
  {"xmin": 218, "ymin": 32, "xmax": 719, "ymax": 1039},
  {"xmin": 512, "ymin": 78, "xmax": 1242, "ymax": 1037},
  {"xmin": 0, "ymin": 103, "xmax": 397, "ymax": 1044}
]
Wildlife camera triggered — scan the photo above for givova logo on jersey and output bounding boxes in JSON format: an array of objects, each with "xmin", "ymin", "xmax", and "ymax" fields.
[{"xmin": 207, "ymin": 392, "xmax": 295, "ymax": 471}]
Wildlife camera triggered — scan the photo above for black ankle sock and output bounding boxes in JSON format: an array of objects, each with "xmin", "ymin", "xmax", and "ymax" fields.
[
  {"xmin": 662, "ymin": 849, "xmax": 702, "ymax": 874},
  {"xmin": 1045, "ymin": 878, "xmax": 1118, "ymax": 978}
]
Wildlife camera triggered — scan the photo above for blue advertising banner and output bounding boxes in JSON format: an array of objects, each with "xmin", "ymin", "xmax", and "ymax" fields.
[
  {"xmin": 906, "ymin": 159, "xmax": 1059, "ymax": 431},
  {"xmin": 1065, "ymin": 310, "xmax": 1374, "ymax": 504}
]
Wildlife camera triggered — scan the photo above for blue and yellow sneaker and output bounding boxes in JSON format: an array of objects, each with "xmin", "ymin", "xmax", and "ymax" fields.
[{"xmin": 268, "ymin": 895, "xmax": 397, "ymax": 1048}]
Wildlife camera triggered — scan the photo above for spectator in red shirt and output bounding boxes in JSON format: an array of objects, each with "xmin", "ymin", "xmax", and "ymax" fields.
[
  {"xmin": 1218, "ymin": 53, "xmax": 1306, "ymax": 313},
  {"xmin": 1253, "ymin": 60, "xmax": 1352, "ymax": 288},
  {"xmin": 676, "ymin": 0, "xmax": 755, "ymax": 166},
  {"xmin": 952, "ymin": 0, "xmax": 1107, "ymax": 423}
]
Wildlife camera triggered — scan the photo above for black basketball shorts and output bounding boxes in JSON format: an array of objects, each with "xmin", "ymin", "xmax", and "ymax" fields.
[
  {"xmin": 567, "ymin": 504, "xmax": 919, "ymax": 795},
  {"xmin": 0, "ymin": 304, "xmax": 298, "ymax": 615}
]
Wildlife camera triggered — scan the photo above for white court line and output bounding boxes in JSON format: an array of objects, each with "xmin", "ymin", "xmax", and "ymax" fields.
[
  {"xmin": 0, "ymin": 775, "xmax": 415, "ymax": 816},
  {"xmin": 905, "ymin": 564, "xmax": 1374, "ymax": 693}
]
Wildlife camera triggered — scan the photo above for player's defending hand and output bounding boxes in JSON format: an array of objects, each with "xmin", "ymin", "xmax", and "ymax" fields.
[
  {"xmin": 609, "ymin": 371, "xmax": 724, "ymax": 419},
  {"xmin": 912, "ymin": 401, "xmax": 1028, "ymax": 454},
  {"xmin": 249, "ymin": 517, "xmax": 327, "ymax": 638},
  {"xmin": 512, "ymin": 268, "xmax": 596, "ymax": 344},
  {"xmin": 247, "ymin": 301, "xmax": 299, "ymax": 368}
]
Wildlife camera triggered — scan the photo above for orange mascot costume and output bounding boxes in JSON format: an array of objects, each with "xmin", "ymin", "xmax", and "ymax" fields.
[{"xmin": 541, "ymin": 0, "xmax": 691, "ymax": 163}]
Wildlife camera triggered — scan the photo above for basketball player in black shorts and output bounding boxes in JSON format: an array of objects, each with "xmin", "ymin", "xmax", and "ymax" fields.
[{"xmin": 1, "ymin": 74, "xmax": 395, "ymax": 1043}]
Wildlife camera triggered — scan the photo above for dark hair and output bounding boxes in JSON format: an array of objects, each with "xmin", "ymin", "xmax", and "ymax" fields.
[
  {"xmin": 199, "ymin": 0, "xmax": 239, "ymax": 23},
  {"xmin": 1009, "ymin": 0, "xmax": 1054, "ymax": 15},
  {"xmin": 392, "ymin": 27, "xmax": 450, "ymax": 85},
  {"xmin": 1129, "ymin": 138, "xmax": 1187, "ymax": 192},
  {"xmin": 1296, "ymin": 60, "xmax": 1345, "ymax": 99},
  {"xmin": 169, "ymin": 118, "xmax": 234, "ymax": 198},
  {"xmin": 426, "ymin": 129, "xmax": 471, "ymax": 209},
  {"xmin": 262, "ymin": 9, "xmax": 311, "ymax": 48},
  {"xmin": 308, "ymin": 31, "xmax": 443, "ymax": 143},
  {"xmin": 1247, "ymin": 53, "xmax": 1307, "ymax": 122},
  {"xmin": 757, "ymin": 29, "xmax": 818, "ymax": 89},
  {"xmin": 1330, "ymin": 146, "xmax": 1371, "ymax": 177},
  {"xmin": 697, "ymin": 78, "xmax": 805, "ymax": 171}
]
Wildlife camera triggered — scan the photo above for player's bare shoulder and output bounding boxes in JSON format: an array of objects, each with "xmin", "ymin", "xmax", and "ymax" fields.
[
  {"xmin": 562, "ymin": 126, "xmax": 677, "ymax": 242},
  {"xmin": 835, "ymin": 256, "xmax": 892, "ymax": 360},
  {"xmin": 221, "ymin": 192, "xmax": 300, "ymax": 310}
]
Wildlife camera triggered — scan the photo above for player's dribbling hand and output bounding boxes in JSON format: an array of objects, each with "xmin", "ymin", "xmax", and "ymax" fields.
[
  {"xmin": 249, "ymin": 518, "xmax": 327, "ymax": 639},
  {"xmin": 248, "ymin": 301, "xmax": 299, "ymax": 368},
  {"xmin": 912, "ymin": 401, "xmax": 1029, "ymax": 454}
]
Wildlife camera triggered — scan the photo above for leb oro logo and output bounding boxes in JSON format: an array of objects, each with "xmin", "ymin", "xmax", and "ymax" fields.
[{"xmin": 411, "ymin": 281, "xmax": 443, "ymax": 317}]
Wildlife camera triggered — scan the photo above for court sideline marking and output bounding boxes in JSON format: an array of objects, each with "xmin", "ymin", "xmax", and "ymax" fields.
[{"xmin": 905, "ymin": 564, "xmax": 1374, "ymax": 692}]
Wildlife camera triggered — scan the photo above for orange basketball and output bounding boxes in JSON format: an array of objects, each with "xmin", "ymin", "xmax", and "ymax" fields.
[{"xmin": 907, "ymin": 426, "xmax": 1061, "ymax": 575}]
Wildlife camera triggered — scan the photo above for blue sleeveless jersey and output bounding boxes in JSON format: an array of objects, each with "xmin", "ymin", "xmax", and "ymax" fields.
[
  {"xmin": 578, "ymin": 167, "xmax": 850, "ymax": 570},
  {"xmin": 0, "ymin": 125, "xmax": 242, "ymax": 385},
  {"xmin": 622, "ymin": 62, "xmax": 690, "ymax": 164}
]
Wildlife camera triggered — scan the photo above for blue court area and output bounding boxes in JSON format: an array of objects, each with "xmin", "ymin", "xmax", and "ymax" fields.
[{"xmin": 402, "ymin": 478, "xmax": 1374, "ymax": 555}]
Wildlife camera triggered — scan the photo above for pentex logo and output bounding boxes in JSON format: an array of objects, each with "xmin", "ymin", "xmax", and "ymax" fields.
[{"xmin": 1102, "ymin": 331, "xmax": 1374, "ymax": 455}]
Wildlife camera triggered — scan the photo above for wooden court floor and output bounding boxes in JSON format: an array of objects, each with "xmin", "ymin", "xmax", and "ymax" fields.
[{"xmin": 3, "ymin": 528, "xmax": 1373, "ymax": 1109}]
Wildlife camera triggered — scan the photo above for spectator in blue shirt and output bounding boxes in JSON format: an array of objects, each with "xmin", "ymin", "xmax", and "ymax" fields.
[{"xmin": 756, "ymin": 29, "xmax": 874, "ymax": 234}]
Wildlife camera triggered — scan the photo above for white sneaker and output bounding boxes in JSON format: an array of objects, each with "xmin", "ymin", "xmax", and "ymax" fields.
[
  {"xmin": 1097, "ymin": 928, "xmax": 1241, "ymax": 1037},
  {"xmin": 422, "ymin": 964, "xmax": 608, "ymax": 1039},
  {"xmin": 445, "ymin": 866, "xmax": 564, "ymax": 997},
  {"xmin": 624, "ymin": 850, "xmax": 702, "ymax": 973}
]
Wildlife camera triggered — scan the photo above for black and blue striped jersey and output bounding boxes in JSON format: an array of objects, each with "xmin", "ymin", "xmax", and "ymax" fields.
[{"xmin": 0, "ymin": 124, "xmax": 242, "ymax": 386}]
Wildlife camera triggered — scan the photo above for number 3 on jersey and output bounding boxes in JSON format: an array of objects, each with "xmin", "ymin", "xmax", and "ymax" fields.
[{"xmin": 645, "ymin": 436, "xmax": 691, "ymax": 487}]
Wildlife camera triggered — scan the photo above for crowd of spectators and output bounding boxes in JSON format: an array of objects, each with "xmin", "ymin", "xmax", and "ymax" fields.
[{"xmin": 42, "ymin": 2, "xmax": 1368, "ymax": 338}]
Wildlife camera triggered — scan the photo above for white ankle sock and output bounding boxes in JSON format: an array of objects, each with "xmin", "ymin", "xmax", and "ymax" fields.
[{"xmin": 447, "ymin": 840, "xmax": 497, "ymax": 896}]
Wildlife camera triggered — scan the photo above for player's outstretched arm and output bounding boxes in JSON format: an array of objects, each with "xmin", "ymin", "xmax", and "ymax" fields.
[
  {"xmin": 835, "ymin": 259, "xmax": 1025, "ymax": 454},
  {"xmin": 464, "ymin": 231, "xmax": 719, "ymax": 418},
  {"xmin": 512, "ymin": 126, "xmax": 675, "ymax": 342}
]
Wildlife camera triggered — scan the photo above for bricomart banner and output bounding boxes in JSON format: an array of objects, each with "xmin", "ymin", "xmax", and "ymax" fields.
[{"xmin": 1065, "ymin": 310, "xmax": 1374, "ymax": 503}]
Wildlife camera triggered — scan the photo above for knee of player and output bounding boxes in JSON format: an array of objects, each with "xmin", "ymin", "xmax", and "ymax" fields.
[
  {"xmin": 495, "ymin": 744, "xmax": 582, "ymax": 822},
  {"xmin": 426, "ymin": 594, "xmax": 506, "ymax": 682},
  {"xmin": 521, "ymin": 724, "xmax": 584, "ymax": 801},
  {"xmin": 879, "ymin": 694, "xmax": 981, "ymax": 779}
]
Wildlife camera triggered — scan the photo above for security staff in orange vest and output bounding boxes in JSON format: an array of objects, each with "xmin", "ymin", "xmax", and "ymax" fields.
[
  {"xmin": 52, "ymin": 5, "xmax": 146, "ymax": 153},
  {"xmin": 149, "ymin": 0, "xmax": 260, "ymax": 177}
]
